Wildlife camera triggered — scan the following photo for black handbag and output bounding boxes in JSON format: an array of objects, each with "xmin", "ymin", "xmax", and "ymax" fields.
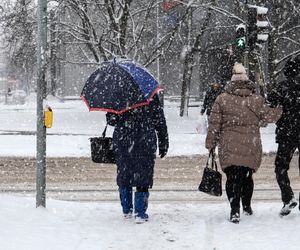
[
  {"xmin": 198, "ymin": 151, "xmax": 222, "ymax": 196},
  {"xmin": 90, "ymin": 125, "xmax": 116, "ymax": 164}
]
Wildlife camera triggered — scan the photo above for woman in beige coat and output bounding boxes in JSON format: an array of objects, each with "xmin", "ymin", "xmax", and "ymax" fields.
[{"xmin": 205, "ymin": 63, "xmax": 282, "ymax": 223}]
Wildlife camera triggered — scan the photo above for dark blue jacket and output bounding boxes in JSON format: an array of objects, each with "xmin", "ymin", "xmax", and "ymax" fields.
[{"xmin": 106, "ymin": 94, "xmax": 168, "ymax": 187}]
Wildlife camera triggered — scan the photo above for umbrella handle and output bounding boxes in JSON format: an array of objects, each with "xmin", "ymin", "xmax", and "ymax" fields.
[{"xmin": 102, "ymin": 125, "xmax": 108, "ymax": 138}]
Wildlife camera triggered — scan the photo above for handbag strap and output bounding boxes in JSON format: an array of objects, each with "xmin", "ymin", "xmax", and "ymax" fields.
[
  {"xmin": 102, "ymin": 124, "xmax": 108, "ymax": 138},
  {"xmin": 206, "ymin": 149, "xmax": 218, "ymax": 171}
]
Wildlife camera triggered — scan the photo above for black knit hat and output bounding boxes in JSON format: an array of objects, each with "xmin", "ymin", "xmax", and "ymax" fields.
[{"xmin": 283, "ymin": 54, "xmax": 300, "ymax": 78}]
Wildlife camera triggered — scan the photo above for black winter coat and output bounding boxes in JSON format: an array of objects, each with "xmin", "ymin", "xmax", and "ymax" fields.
[
  {"xmin": 267, "ymin": 75, "xmax": 300, "ymax": 143},
  {"xmin": 201, "ymin": 88, "xmax": 223, "ymax": 116},
  {"xmin": 106, "ymin": 94, "xmax": 168, "ymax": 187}
]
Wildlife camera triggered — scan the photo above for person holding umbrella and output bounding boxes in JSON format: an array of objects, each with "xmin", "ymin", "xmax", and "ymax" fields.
[
  {"xmin": 81, "ymin": 59, "xmax": 169, "ymax": 223},
  {"xmin": 106, "ymin": 94, "xmax": 168, "ymax": 223}
]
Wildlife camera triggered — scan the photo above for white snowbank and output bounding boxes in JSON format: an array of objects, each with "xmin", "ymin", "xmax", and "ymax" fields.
[{"xmin": 0, "ymin": 94, "xmax": 279, "ymax": 157}]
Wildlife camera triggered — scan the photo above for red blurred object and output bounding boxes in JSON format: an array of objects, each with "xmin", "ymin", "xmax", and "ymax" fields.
[{"xmin": 162, "ymin": 0, "xmax": 178, "ymax": 12}]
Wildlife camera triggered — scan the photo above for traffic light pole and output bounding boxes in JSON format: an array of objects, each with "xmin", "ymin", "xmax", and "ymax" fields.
[
  {"xmin": 36, "ymin": 0, "xmax": 47, "ymax": 208},
  {"xmin": 244, "ymin": 3, "xmax": 250, "ymax": 76},
  {"xmin": 244, "ymin": 2, "xmax": 269, "ymax": 89}
]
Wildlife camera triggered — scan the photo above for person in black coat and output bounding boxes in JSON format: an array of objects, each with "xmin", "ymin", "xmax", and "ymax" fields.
[
  {"xmin": 267, "ymin": 54, "xmax": 300, "ymax": 216},
  {"xmin": 106, "ymin": 94, "xmax": 168, "ymax": 223},
  {"xmin": 201, "ymin": 82, "xmax": 223, "ymax": 116}
]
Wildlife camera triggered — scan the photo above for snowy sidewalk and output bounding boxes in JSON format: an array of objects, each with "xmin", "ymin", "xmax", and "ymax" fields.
[
  {"xmin": 1, "ymin": 97, "xmax": 300, "ymax": 250},
  {"xmin": 1, "ymin": 195, "xmax": 300, "ymax": 250}
]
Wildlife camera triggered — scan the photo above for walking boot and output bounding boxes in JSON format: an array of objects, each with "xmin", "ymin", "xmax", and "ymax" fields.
[
  {"xmin": 230, "ymin": 208, "xmax": 240, "ymax": 224},
  {"xmin": 119, "ymin": 187, "xmax": 133, "ymax": 218},
  {"xmin": 134, "ymin": 191, "xmax": 149, "ymax": 224},
  {"xmin": 243, "ymin": 206, "xmax": 253, "ymax": 216},
  {"xmin": 280, "ymin": 198, "xmax": 297, "ymax": 217}
]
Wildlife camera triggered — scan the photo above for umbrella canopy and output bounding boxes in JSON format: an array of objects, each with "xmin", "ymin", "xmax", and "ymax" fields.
[{"xmin": 81, "ymin": 59, "xmax": 161, "ymax": 114}]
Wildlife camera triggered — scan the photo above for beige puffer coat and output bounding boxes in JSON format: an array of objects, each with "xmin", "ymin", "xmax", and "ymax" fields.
[{"xmin": 205, "ymin": 80, "xmax": 282, "ymax": 172}]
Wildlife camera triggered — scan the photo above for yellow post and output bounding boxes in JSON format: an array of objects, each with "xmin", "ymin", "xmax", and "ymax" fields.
[{"xmin": 44, "ymin": 106, "xmax": 53, "ymax": 128}]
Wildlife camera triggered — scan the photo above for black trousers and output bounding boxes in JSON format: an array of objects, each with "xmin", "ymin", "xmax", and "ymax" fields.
[
  {"xmin": 136, "ymin": 187, "xmax": 149, "ymax": 192},
  {"xmin": 224, "ymin": 165, "xmax": 254, "ymax": 210},
  {"xmin": 275, "ymin": 141, "xmax": 300, "ymax": 204}
]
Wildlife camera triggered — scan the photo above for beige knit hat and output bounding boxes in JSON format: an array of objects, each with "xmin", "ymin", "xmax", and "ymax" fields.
[{"xmin": 231, "ymin": 63, "xmax": 249, "ymax": 82}]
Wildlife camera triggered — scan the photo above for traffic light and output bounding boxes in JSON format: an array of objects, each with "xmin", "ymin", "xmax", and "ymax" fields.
[
  {"xmin": 256, "ymin": 6, "xmax": 269, "ymax": 44},
  {"xmin": 247, "ymin": 5, "xmax": 269, "ymax": 49},
  {"xmin": 235, "ymin": 24, "xmax": 246, "ymax": 50}
]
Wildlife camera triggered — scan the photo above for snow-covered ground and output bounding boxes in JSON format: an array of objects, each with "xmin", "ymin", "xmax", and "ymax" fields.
[
  {"xmin": 0, "ymin": 93, "xmax": 278, "ymax": 157},
  {"xmin": 1, "ymin": 195, "xmax": 300, "ymax": 250},
  {"xmin": 1, "ymin": 94, "xmax": 298, "ymax": 250}
]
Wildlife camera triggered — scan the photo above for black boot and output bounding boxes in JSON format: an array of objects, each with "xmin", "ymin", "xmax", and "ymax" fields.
[
  {"xmin": 243, "ymin": 206, "xmax": 253, "ymax": 216},
  {"xmin": 230, "ymin": 208, "xmax": 240, "ymax": 224},
  {"xmin": 280, "ymin": 198, "xmax": 297, "ymax": 217}
]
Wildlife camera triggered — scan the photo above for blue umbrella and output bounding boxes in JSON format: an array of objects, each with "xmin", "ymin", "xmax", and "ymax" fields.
[{"xmin": 81, "ymin": 59, "xmax": 161, "ymax": 114}]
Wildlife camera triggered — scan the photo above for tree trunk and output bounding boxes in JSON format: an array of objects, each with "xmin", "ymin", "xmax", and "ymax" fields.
[{"xmin": 180, "ymin": 52, "xmax": 194, "ymax": 117}]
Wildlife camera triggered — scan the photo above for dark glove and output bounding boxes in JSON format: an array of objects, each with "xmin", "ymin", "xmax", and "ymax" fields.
[{"xmin": 159, "ymin": 147, "xmax": 168, "ymax": 159}]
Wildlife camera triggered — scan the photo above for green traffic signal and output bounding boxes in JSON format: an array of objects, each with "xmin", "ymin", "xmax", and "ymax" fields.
[{"xmin": 236, "ymin": 37, "xmax": 246, "ymax": 49}]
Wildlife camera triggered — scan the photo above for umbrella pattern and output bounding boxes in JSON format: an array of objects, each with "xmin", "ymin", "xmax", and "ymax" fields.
[{"xmin": 81, "ymin": 59, "xmax": 161, "ymax": 114}]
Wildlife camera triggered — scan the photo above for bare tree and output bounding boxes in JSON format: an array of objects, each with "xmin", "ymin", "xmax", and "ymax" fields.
[
  {"xmin": 51, "ymin": 0, "xmax": 160, "ymax": 64},
  {"xmin": 0, "ymin": 0, "xmax": 36, "ymax": 92},
  {"xmin": 1, "ymin": 0, "xmax": 298, "ymax": 104},
  {"xmin": 179, "ymin": 0, "xmax": 216, "ymax": 116},
  {"xmin": 265, "ymin": 0, "xmax": 300, "ymax": 87},
  {"xmin": 49, "ymin": 0, "xmax": 197, "ymax": 67}
]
